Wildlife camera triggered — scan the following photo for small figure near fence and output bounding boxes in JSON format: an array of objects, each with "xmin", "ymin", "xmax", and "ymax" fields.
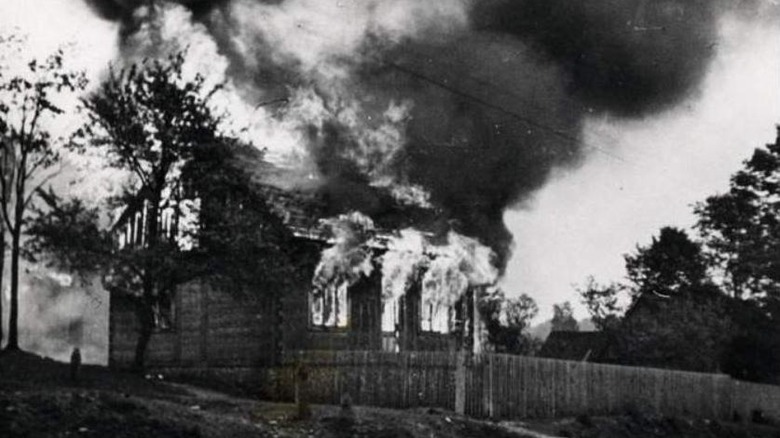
[{"xmin": 69, "ymin": 347, "xmax": 81, "ymax": 382}]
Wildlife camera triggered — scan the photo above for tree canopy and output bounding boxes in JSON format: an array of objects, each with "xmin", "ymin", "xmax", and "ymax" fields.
[
  {"xmin": 481, "ymin": 290, "xmax": 540, "ymax": 355},
  {"xmin": 696, "ymin": 127, "xmax": 780, "ymax": 304},
  {"xmin": 0, "ymin": 45, "xmax": 86, "ymax": 350},
  {"xmin": 625, "ymin": 226, "xmax": 709, "ymax": 299},
  {"xmin": 27, "ymin": 52, "xmax": 294, "ymax": 369},
  {"xmin": 550, "ymin": 301, "xmax": 578, "ymax": 332},
  {"xmin": 580, "ymin": 227, "xmax": 731, "ymax": 373}
]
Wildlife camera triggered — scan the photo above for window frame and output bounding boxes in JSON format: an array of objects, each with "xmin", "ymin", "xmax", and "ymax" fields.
[{"xmin": 308, "ymin": 281, "xmax": 351, "ymax": 331}]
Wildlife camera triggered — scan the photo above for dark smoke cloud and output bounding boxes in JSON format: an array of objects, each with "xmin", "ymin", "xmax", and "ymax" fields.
[
  {"xmin": 85, "ymin": 0, "xmax": 226, "ymax": 21},
  {"xmin": 188, "ymin": 3, "xmax": 303, "ymax": 103},
  {"xmin": 473, "ymin": 0, "xmax": 719, "ymax": 116},
  {"xmin": 80, "ymin": 0, "xmax": 735, "ymax": 272},
  {"xmin": 85, "ymin": 0, "xmax": 297, "ymax": 101},
  {"xmin": 82, "ymin": 0, "xmax": 137, "ymax": 22},
  {"xmin": 341, "ymin": 32, "xmax": 583, "ymax": 268}
]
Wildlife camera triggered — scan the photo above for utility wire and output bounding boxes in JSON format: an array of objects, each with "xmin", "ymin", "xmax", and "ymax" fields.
[
  {"xmin": 387, "ymin": 61, "xmax": 628, "ymax": 163},
  {"xmin": 291, "ymin": 22, "xmax": 631, "ymax": 164}
]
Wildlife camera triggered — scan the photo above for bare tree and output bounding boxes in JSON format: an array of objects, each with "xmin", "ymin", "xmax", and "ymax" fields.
[{"xmin": 0, "ymin": 48, "xmax": 86, "ymax": 350}]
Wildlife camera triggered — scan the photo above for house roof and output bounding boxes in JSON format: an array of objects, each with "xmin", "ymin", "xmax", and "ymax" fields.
[
  {"xmin": 109, "ymin": 143, "xmax": 430, "ymax": 248},
  {"xmin": 538, "ymin": 331, "xmax": 606, "ymax": 362}
]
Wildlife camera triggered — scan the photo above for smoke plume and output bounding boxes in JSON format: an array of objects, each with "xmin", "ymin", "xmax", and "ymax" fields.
[
  {"xmin": 81, "ymin": 0, "xmax": 740, "ymax": 272},
  {"xmin": 10, "ymin": 268, "xmax": 109, "ymax": 364}
]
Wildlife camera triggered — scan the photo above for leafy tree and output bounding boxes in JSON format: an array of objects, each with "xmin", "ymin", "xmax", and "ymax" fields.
[
  {"xmin": 696, "ymin": 126, "xmax": 780, "ymax": 303},
  {"xmin": 577, "ymin": 276, "xmax": 624, "ymax": 331},
  {"xmin": 80, "ymin": 52, "xmax": 220, "ymax": 369},
  {"xmin": 575, "ymin": 128, "xmax": 780, "ymax": 378},
  {"xmin": 609, "ymin": 288, "xmax": 732, "ymax": 372},
  {"xmin": 179, "ymin": 141, "xmax": 296, "ymax": 297},
  {"xmin": 695, "ymin": 126, "xmax": 780, "ymax": 380},
  {"xmin": 28, "ymin": 52, "xmax": 293, "ymax": 370},
  {"xmin": 719, "ymin": 298, "xmax": 780, "ymax": 383},
  {"xmin": 481, "ymin": 290, "xmax": 540, "ymax": 355},
  {"xmin": 579, "ymin": 227, "xmax": 734, "ymax": 372},
  {"xmin": 625, "ymin": 226, "xmax": 709, "ymax": 299},
  {"xmin": 0, "ymin": 47, "xmax": 86, "ymax": 350},
  {"xmin": 550, "ymin": 301, "xmax": 578, "ymax": 332}
]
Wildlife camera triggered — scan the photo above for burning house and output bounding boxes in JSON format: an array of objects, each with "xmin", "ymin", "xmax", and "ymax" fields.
[
  {"xmin": 97, "ymin": 0, "xmax": 725, "ymax": 371},
  {"xmin": 108, "ymin": 146, "xmax": 497, "ymax": 370}
]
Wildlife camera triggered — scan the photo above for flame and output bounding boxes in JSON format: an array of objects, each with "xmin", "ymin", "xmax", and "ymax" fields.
[
  {"xmin": 381, "ymin": 228, "xmax": 429, "ymax": 301},
  {"xmin": 422, "ymin": 231, "xmax": 498, "ymax": 308},
  {"xmin": 311, "ymin": 211, "xmax": 377, "ymax": 291},
  {"xmin": 111, "ymin": 2, "xmax": 451, "ymax": 206},
  {"xmin": 381, "ymin": 228, "xmax": 498, "ymax": 313}
]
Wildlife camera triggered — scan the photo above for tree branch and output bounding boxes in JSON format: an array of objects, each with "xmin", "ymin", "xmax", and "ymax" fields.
[
  {"xmin": 23, "ymin": 165, "xmax": 61, "ymax": 208},
  {"xmin": 93, "ymin": 116, "xmax": 150, "ymax": 187},
  {"xmin": 0, "ymin": 144, "xmax": 17, "ymax": 233}
]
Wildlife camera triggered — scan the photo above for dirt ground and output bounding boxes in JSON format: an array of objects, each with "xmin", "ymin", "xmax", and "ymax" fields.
[
  {"xmin": 2, "ymin": 350, "xmax": 779, "ymax": 438},
  {"xmin": 0, "ymin": 350, "xmax": 539, "ymax": 438}
]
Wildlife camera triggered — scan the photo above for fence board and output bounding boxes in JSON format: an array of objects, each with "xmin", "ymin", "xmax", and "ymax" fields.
[{"xmin": 279, "ymin": 350, "xmax": 780, "ymax": 421}]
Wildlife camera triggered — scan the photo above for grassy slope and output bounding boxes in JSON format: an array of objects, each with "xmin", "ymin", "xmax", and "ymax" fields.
[
  {"xmin": 0, "ymin": 350, "xmax": 538, "ymax": 438},
  {"xmin": 3, "ymin": 350, "xmax": 780, "ymax": 438}
]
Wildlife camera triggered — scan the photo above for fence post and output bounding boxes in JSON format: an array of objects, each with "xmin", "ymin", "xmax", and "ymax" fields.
[
  {"xmin": 455, "ymin": 351, "xmax": 467, "ymax": 415},
  {"xmin": 294, "ymin": 356, "xmax": 311, "ymax": 419},
  {"xmin": 488, "ymin": 354, "xmax": 495, "ymax": 419}
]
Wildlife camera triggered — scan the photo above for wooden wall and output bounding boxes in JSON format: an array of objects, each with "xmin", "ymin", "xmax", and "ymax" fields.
[
  {"xmin": 109, "ymin": 261, "xmax": 461, "ymax": 370},
  {"xmin": 109, "ymin": 281, "xmax": 279, "ymax": 369}
]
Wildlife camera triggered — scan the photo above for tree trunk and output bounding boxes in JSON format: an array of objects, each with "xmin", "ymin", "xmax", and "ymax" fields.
[
  {"xmin": 0, "ymin": 226, "xmax": 4, "ymax": 348},
  {"xmin": 0, "ymin": 144, "xmax": 12, "ymax": 350},
  {"xmin": 132, "ymin": 195, "xmax": 161, "ymax": 371},
  {"xmin": 6, "ymin": 223, "xmax": 20, "ymax": 350},
  {"xmin": 133, "ymin": 298, "xmax": 154, "ymax": 372},
  {"xmin": 6, "ymin": 147, "xmax": 25, "ymax": 352}
]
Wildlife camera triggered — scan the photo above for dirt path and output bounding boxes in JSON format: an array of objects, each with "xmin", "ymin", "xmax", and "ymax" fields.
[
  {"xmin": 4, "ymin": 351, "xmax": 779, "ymax": 438},
  {"xmin": 1, "ymin": 351, "xmax": 542, "ymax": 437}
]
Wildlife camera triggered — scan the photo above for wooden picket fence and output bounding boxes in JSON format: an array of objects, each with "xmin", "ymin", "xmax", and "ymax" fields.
[{"xmin": 272, "ymin": 350, "xmax": 780, "ymax": 421}]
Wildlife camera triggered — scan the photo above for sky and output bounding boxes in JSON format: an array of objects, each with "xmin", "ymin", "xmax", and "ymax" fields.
[
  {"xmin": 1, "ymin": 0, "xmax": 779, "ymax": 331},
  {"xmin": 502, "ymin": 16, "xmax": 780, "ymax": 320}
]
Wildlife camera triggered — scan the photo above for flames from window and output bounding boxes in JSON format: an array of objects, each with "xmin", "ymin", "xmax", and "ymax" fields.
[{"xmin": 311, "ymin": 213, "xmax": 498, "ymax": 334}]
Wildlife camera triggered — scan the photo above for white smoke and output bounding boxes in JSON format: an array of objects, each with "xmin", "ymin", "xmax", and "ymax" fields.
[
  {"xmin": 381, "ymin": 228, "xmax": 429, "ymax": 301},
  {"xmin": 311, "ymin": 211, "xmax": 377, "ymax": 291},
  {"xmin": 18, "ymin": 268, "xmax": 109, "ymax": 364},
  {"xmin": 422, "ymin": 231, "xmax": 498, "ymax": 306},
  {"xmin": 108, "ymin": 0, "xmax": 471, "ymax": 205},
  {"xmin": 228, "ymin": 0, "xmax": 471, "ymax": 78},
  {"xmin": 381, "ymin": 228, "xmax": 498, "ymax": 309}
]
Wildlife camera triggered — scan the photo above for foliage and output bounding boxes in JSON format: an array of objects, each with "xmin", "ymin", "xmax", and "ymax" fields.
[
  {"xmin": 625, "ymin": 226, "xmax": 709, "ymax": 299},
  {"xmin": 25, "ymin": 188, "xmax": 112, "ymax": 276},
  {"xmin": 696, "ymin": 127, "xmax": 780, "ymax": 303},
  {"xmin": 690, "ymin": 128, "xmax": 780, "ymax": 380},
  {"xmin": 614, "ymin": 229, "xmax": 730, "ymax": 371},
  {"xmin": 27, "ymin": 51, "xmax": 293, "ymax": 368},
  {"xmin": 481, "ymin": 290, "xmax": 541, "ymax": 355},
  {"xmin": 577, "ymin": 276, "xmax": 624, "ymax": 331},
  {"xmin": 719, "ymin": 298, "xmax": 780, "ymax": 383},
  {"xmin": 183, "ymin": 140, "xmax": 296, "ymax": 297},
  {"xmin": 0, "ymin": 45, "xmax": 87, "ymax": 349},
  {"xmin": 72, "ymin": 51, "xmax": 223, "ymax": 304},
  {"xmin": 606, "ymin": 286, "xmax": 732, "ymax": 372},
  {"xmin": 580, "ymin": 227, "xmax": 733, "ymax": 372},
  {"xmin": 550, "ymin": 301, "xmax": 578, "ymax": 332}
]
